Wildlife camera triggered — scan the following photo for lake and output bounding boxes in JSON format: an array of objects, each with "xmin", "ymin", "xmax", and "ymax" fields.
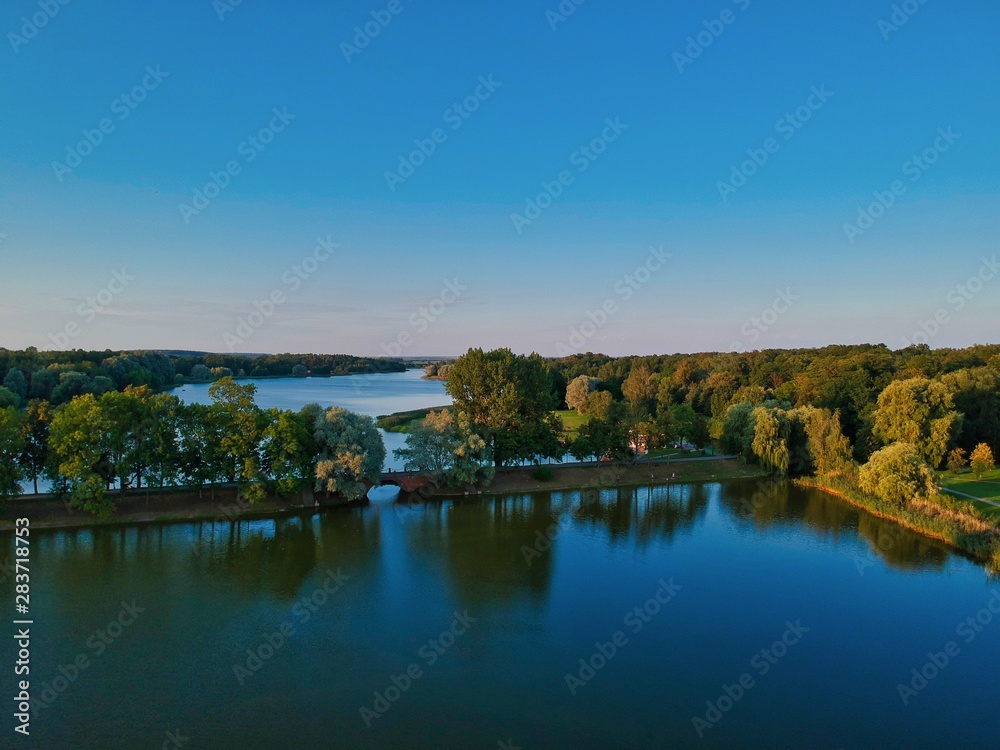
[
  {"xmin": 172, "ymin": 369, "xmax": 452, "ymax": 473},
  {"xmin": 6, "ymin": 479, "xmax": 999, "ymax": 749}
]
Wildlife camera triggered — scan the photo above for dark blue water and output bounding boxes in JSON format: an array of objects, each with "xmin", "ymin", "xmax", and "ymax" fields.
[{"xmin": 3, "ymin": 479, "xmax": 997, "ymax": 749}]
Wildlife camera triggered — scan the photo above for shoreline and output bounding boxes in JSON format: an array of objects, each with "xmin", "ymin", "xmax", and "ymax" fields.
[
  {"xmin": 796, "ymin": 477, "xmax": 1000, "ymax": 568},
  {"xmin": 0, "ymin": 458, "xmax": 765, "ymax": 532}
]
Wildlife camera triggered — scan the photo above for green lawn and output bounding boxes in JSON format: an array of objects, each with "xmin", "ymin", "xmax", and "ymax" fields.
[
  {"xmin": 940, "ymin": 468, "xmax": 1000, "ymax": 500},
  {"xmin": 939, "ymin": 468, "xmax": 1000, "ymax": 519},
  {"xmin": 554, "ymin": 409, "xmax": 591, "ymax": 439},
  {"xmin": 645, "ymin": 448, "xmax": 684, "ymax": 459}
]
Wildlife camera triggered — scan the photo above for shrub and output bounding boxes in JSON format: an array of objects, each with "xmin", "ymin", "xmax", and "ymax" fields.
[{"xmin": 532, "ymin": 466, "xmax": 553, "ymax": 482}]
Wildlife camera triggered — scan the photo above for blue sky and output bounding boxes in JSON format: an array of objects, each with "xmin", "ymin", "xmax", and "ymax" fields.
[{"xmin": 1, "ymin": 0, "xmax": 998, "ymax": 357}]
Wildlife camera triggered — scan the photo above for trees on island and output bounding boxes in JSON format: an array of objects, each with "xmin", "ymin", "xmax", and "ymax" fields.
[
  {"xmin": 311, "ymin": 405, "xmax": 385, "ymax": 502},
  {"xmin": 393, "ymin": 409, "xmax": 495, "ymax": 487},
  {"xmin": 2, "ymin": 377, "xmax": 393, "ymax": 515},
  {"xmin": 445, "ymin": 348, "xmax": 563, "ymax": 466}
]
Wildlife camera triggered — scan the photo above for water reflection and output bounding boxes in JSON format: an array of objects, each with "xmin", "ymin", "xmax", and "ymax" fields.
[
  {"xmin": 402, "ymin": 494, "xmax": 558, "ymax": 605},
  {"xmin": 719, "ymin": 478, "xmax": 951, "ymax": 571},
  {"xmin": 573, "ymin": 483, "xmax": 710, "ymax": 547},
  {"xmin": 22, "ymin": 480, "xmax": 969, "ymax": 607}
]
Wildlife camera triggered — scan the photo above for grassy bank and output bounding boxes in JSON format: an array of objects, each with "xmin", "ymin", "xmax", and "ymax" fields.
[
  {"xmin": 797, "ymin": 475, "xmax": 1000, "ymax": 569},
  {"xmin": 939, "ymin": 469, "xmax": 1000, "ymax": 521},
  {"xmin": 377, "ymin": 406, "xmax": 452, "ymax": 433}
]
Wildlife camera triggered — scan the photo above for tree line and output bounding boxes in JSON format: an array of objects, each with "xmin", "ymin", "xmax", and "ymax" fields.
[
  {"xmin": 0, "ymin": 378, "xmax": 386, "ymax": 514},
  {"xmin": 394, "ymin": 345, "xmax": 1000, "ymax": 490},
  {"xmin": 0, "ymin": 348, "xmax": 406, "ymax": 408}
]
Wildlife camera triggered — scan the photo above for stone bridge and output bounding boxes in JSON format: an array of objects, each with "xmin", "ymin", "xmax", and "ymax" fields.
[{"xmin": 366, "ymin": 471, "xmax": 433, "ymax": 495}]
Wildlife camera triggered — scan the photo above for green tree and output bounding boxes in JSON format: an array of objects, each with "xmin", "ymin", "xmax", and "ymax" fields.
[
  {"xmin": 872, "ymin": 378, "xmax": 961, "ymax": 469},
  {"xmin": 48, "ymin": 393, "xmax": 115, "ymax": 515},
  {"xmin": 970, "ymin": 443, "xmax": 995, "ymax": 479},
  {"xmin": 29, "ymin": 368, "xmax": 58, "ymax": 400},
  {"xmin": 571, "ymin": 401, "xmax": 631, "ymax": 461},
  {"xmin": 939, "ymin": 367, "xmax": 1000, "ymax": 454},
  {"xmin": 19, "ymin": 400, "xmax": 52, "ymax": 494},
  {"xmin": 210, "ymin": 377, "xmax": 266, "ymax": 503},
  {"xmin": 947, "ymin": 447, "xmax": 968, "ymax": 475},
  {"xmin": 671, "ymin": 403, "xmax": 708, "ymax": 449},
  {"xmin": 445, "ymin": 348, "xmax": 562, "ymax": 466},
  {"xmin": 752, "ymin": 406, "xmax": 792, "ymax": 475},
  {"xmin": 801, "ymin": 407, "xmax": 854, "ymax": 477},
  {"xmin": 0, "ymin": 407, "xmax": 26, "ymax": 502},
  {"xmin": 3, "ymin": 369, "xmax": 27, "ymax": 406},
  {"xmin": 858, "ymin": 442, "xmax": 940, "ymax": 507},
  {"xmin": 190, "ymin": 364, "xmax": 212, "ymax": 382},
  {"xmin": 581, "ymin": 390, "xmax": 613, "ymax": 419},
  {"xmin": 622, "ymin": 364, "xmax": 658, "ymax": 416},
  {"xmin": 178, "ymin": 403, "xmax": 225, "ymax": 498},
  {"xmin": 311, "ymin": 405, "xmax": 386, "ymax": 501},
  {"xmin": 291, "ymin": 364, "xmax": 308, "ymax": 378},
  {"xmin": 262, "ymin": 409, "xmax": 315, "ymax": 495},
  {"xmin": 0, "ymin": 387, "xmax": 19, "ymax": 409},
  {"xmin": 138, "ymin": 393, "xmax": 183, "ymax": 490},
  {"xmin": 722, "ymin": 402, "xmax": 757, "ymax": 458},
  {"xmin": 394, "ymin": 409, "xmax": 494, "ymax": 487},
  {"xmin": 565, "ymin": 375, "xmax": 597, "ymax": 413}
]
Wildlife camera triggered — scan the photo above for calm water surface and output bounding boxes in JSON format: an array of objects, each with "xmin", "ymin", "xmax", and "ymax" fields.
[{"xmin": 5, "ymin": 479, "xmax": 999, "ymax": 749}]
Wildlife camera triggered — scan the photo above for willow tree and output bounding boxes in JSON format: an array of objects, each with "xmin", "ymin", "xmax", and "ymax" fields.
[
  {"xmin": 872, "ymin": 378, "xmax": 961, "ymax": 469},
  {"xmin": 310, "ymin": 405, "xmax": 385, "ymax": 501},
  {"xmin": 394, "ymin": 409, "xmax": 494, "ymax": 487},
  {"xmin": 859, "ymin": 442, "xmax": 940, "ymax": 507},
  {"xmin": 752, "ymin": 407, "xmax": 792, "ymax": 475}
]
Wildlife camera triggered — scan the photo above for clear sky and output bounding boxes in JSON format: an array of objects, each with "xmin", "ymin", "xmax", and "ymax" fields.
[{"xmin": 1, "ymin": 0, "xmax": 998, "ymax": 357}]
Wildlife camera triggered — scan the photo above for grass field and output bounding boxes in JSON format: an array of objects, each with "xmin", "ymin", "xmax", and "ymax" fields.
[
  {"xmin": 554, "ymin": 409, "xmax": 591, "ymax": 439},
  {"xmin": 939, "ymin": 468, "xmax": 1000, "ymax": 520}
]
